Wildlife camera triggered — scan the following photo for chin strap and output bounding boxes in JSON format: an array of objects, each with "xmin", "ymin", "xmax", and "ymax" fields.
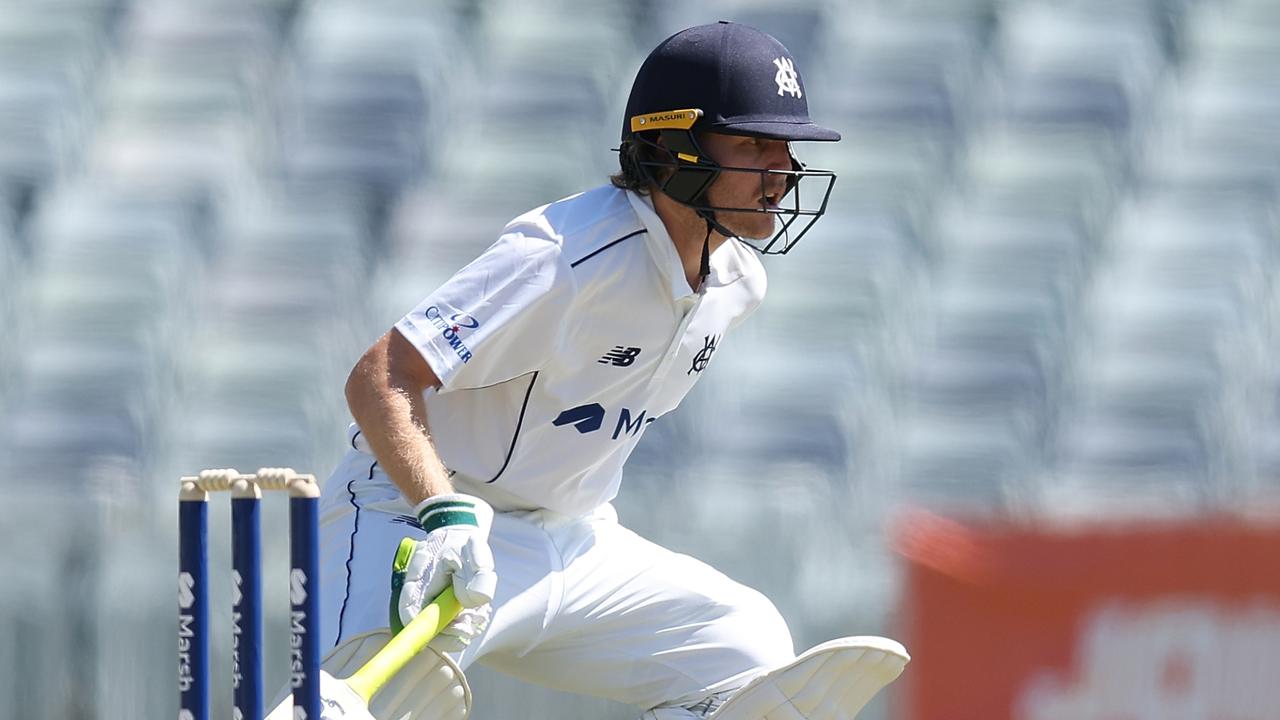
[
  {"xmin": 695, "ymin": 210, "xmax": 736, "ymax": 286},
  {"xmin": 699, "ymin": 220, "xmax": 712, "ymax": 283}
]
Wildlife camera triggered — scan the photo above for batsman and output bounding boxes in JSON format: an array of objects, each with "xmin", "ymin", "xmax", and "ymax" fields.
[{"xmin": 314, "ymin": 22, "xmax": 909, "ymax": 719}]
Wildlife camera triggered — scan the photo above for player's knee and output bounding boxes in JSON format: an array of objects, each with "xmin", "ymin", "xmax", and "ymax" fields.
[{"xmin": 724, "ymin": 587, "xmax": 794, "ymax": 672}]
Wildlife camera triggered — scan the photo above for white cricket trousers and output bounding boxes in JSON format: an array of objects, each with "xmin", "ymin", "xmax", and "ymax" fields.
[{"xmin": 317, "ymin": 449, "xmax": 795, "ymax": 712}]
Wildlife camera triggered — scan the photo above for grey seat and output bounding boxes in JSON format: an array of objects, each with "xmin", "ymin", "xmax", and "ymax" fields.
[
  {"xmin": 0, "ymin": 7, "xmax": 107, "ymax": 186},
  {"xmin": 889, "ymin": 413, "xmax": 1037, "ymax": 519},
  {"xmin": 2, "ymin": 404, "xmax": 148, "ymax": 480},
  {"xmin": 1183, "ymin": 1, "xmax": 1280, "ymax": 71},
  {"xmin": 802, "ymin": 127, "xmax": 953, "ymax": 220},
  {"xmin": 986, "ymin": 3, "xmax": 1164, "ymax": 143},
  {"xmin": 282, "ymin": 1, "xmax": 468, "ymax": 198},
  {"xmin": 903, "ymin": 349, "xmax": 1049, "ymax": 448},
  {"xmin": 277, "ymin": 63, "xmax": 432, "ymax": 195},
  {"xmin": 1049, "ymin": 418, "xmax": 1214, "ymax": 520},
  {"xmin": 935, "ymin": 203, "xmax": 1091, "ymax": 307}
]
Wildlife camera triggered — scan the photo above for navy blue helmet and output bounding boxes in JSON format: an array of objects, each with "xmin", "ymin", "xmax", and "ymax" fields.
[{"xmin": 621, "ymin": 21, "xmax": 840, "ymax": 255}]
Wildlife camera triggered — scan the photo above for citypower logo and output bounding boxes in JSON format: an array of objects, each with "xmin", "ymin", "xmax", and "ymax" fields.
[
  {"xmin": 289, "ymin": 568, "xmax": 309, "ymax": 691},
  {"xmin": 425, "ymin": 306, "xmax": 480, "ymax": 363},
  {"xmin": 178, "ymin": 571, "xmax": 197, "ymax": 692}
]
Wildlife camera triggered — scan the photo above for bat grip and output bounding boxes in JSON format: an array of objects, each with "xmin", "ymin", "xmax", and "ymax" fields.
[{"xmin": 346, "ymin": 587, "xmax": 463, "ymax": 700}]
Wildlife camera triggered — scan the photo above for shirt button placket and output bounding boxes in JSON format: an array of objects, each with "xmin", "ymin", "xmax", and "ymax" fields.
[{"xmin": 649, "ymin": 293, "xmax": 704, "ymax": 389}]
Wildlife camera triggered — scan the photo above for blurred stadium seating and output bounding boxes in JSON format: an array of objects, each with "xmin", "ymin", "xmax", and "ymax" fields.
[{"xmin": 1, "ymin": 1, "xmax": 1278, "ymax": 718}]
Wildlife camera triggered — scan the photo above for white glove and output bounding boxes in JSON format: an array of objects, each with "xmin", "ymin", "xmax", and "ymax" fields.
[{"xmin": 391, "ymin": 493, "xmax": 497, "ymax": 653}]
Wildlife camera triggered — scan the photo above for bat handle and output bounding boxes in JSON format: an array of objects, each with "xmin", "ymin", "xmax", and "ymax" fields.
[{"xmin": 346, "ymin": 586, "xmax": 464, "ymax": 701}]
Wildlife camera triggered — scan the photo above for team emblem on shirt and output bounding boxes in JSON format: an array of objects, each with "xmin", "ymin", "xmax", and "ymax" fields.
[{"xmin": 688, "ymin": 334, "xmax": 719, "ymax": 375}]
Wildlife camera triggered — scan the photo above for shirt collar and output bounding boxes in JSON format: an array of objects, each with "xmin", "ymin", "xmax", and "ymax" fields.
[
  {"xmin": 625, "ymin": 189, "xmax": 747, "ymax": 300},
  {"xmin": 626, "ymin": 189, "xmax": 694, "ymax": 300}
]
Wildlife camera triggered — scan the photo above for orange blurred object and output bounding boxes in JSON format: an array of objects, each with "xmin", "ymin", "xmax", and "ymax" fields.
[{"xmin": 895, "ymin": 511, "xmax": 1280, "ymax": 720}]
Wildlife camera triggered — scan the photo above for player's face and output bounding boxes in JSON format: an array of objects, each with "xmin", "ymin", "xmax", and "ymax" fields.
[{"xmin": 700, "ymin": 132, "xmax": 793, "ymax": 240}]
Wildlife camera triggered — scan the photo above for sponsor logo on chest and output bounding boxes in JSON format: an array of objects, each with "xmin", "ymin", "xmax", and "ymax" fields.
[{"xmin": 552, "ymin": 403, "xmax": 656, "ymax": 440}]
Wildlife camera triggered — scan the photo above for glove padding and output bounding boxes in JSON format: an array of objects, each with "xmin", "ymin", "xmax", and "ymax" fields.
[{"xmin": 392, "ymin": 494, "xmax": 497, "ymax": 653}]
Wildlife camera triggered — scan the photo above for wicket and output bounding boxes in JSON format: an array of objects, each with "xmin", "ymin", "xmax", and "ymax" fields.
[{"xmin": 178, "ymin": 468, "xmax": 321, "ymax": 720}]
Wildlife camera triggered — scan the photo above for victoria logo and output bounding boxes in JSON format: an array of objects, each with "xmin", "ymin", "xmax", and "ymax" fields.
[
  {"xmin": 773, "ymin": 57, "xmax": 802, "ymax": 98},
  {"xmin": 688, "ymin": 334, "xmax": 719, "ymax": 375},
  {"xmin": 425, "ymin": 306, "xmax": 477, "ymax": 363}
]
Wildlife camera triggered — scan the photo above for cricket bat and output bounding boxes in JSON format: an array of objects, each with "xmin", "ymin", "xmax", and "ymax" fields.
[{"xmin": 265, "ymin": 586, "xmax": 463, "ymax": 719}]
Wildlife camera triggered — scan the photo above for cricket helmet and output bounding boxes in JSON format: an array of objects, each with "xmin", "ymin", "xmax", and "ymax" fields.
[{"xmin": 620, "ymin": 21, "xmax": 840, "ymax": 254}]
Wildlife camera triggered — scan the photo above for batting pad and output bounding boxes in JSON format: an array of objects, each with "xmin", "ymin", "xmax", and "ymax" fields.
[
  {"xmin": 707, "ymin": 636, "xmax": 909, "ymax": 720},
  {"xmin": 268, "ymin": 629, "xmax": 471, "ymax": 719}
]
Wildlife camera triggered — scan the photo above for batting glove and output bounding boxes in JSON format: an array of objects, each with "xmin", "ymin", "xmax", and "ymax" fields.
[{"xmin": 390, "ymin": 493, "xmax": 497, "ymax": 652}]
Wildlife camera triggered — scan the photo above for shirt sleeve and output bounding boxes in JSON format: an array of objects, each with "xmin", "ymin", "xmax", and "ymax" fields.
[{"xmin": 395, "ymin": 232, "xmax": 576, "ymax": 391}]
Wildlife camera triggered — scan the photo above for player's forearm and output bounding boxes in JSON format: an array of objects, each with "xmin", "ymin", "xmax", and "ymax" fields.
[{"xmin": 345, "ymin": 341, "xmax": 453, "ymax": 506}]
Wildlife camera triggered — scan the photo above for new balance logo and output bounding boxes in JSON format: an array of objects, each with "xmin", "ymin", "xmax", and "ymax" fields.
[{"xmin": 599, "ymin": 346, "xmax": 642, "ymax": 367}]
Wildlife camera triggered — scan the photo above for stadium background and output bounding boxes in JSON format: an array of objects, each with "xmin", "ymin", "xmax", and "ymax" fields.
[{"xmin": 0, "ymin": 0, "xmax": 1278, "ymax": 718}]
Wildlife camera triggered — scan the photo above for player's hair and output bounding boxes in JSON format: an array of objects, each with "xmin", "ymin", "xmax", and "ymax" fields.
[{"xmin": 610, "ymin": 136, "xmax": 668, "ymax": 195}]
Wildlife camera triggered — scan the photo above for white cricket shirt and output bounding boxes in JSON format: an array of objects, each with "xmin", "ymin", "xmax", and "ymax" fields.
[{"xmin": 359, "ymin": 185, "xmax": 767, "ymax": 517}]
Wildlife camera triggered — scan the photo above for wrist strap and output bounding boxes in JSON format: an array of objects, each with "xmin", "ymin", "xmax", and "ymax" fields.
[{"xmin": 416, "ymin": 496, "xmax": 480, "ymax": 533}]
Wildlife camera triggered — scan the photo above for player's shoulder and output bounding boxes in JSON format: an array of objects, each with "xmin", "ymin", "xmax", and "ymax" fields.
[{"xmin": 503, "ymin": 185, "xmax": 644, "ymax": 268}]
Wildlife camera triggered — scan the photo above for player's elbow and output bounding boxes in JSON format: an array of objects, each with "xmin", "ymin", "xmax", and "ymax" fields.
[
  {"xmin": 345, "ymin": 328, "xmax": 440, "ymax": 416},
  {"xmin": 344, "ymin": 343, "xmax": 382, "ymax": 423}
]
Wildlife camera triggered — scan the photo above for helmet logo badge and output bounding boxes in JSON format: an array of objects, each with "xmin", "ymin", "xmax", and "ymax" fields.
[{"xmin": 773, "ymin": 57, "xmax": 802, "ymax": 99}]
